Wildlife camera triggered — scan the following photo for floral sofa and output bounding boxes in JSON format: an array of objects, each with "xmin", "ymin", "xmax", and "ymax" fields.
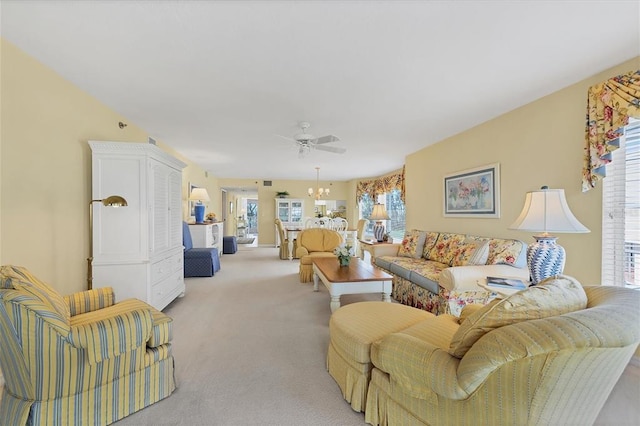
[{"xmin": 372, "ymin": 230, "xmax": 529, "ymax": 315}]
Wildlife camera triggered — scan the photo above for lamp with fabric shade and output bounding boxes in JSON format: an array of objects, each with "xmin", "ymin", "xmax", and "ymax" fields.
[
  {"xmin": 189, "ymin": 188, "xmax": 210, "ymax": 224},
  {"xmin": 369, "ymin": 203, "xmax": 390, "ymax": 242},
  {"xmin": 509, "ymin": 186, "xmax": 589, "ymax": 284}
]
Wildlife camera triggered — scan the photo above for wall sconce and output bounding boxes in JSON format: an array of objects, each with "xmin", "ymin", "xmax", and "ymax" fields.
[{"xmin": 87, "ymin": 195, "xmax": 128, "ymax": 289}]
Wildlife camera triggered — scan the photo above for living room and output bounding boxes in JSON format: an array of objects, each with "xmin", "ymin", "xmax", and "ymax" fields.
[{"xmin": 1, "ymin": 1, "xmax": 639, "ymax": 425}]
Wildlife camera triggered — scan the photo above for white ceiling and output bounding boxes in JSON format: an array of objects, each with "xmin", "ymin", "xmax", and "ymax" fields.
[{"xmin": 2, "ymin": 1, "xmax": 639, "ymax": 182}]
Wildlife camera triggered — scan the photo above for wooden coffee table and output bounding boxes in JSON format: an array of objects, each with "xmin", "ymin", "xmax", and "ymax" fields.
[{"xmin": 312, "ymin": 257, "xmax": 393, "ymax": 313}]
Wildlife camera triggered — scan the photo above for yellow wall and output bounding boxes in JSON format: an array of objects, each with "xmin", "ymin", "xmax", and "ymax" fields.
[
  {"xmin": 2, "ymin": 35, "xmax": 638, "ymax": 294},
  {"xmin": 0, "ymin": 39, "xmax": 216, "ymax": 295},
  {"xmin": 405, "ymin": 57, "xmax": 640, "ymax": 285}
]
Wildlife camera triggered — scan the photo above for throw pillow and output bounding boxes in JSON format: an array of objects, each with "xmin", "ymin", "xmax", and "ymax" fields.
[
  {"xmin": 398, "ymin": 230, "xmax": 427, "ymax": 259},
  {"xmin": 486, "ymin": 238, "xmax": 527, "ymax": 267},
  {"xmin": 448, "ymin": 275, "xmax": 587, "ymax": 358},
  {"xmin": 427, "ymin": 233, "xmax": 467, "ymax": 265},
  {"xmin": 421, "ymin": 232, "xmax": 440, "ymax": 259},
  {"xmin": 450, "ymin": 239, "xmax": 490, "ymax": 266}
]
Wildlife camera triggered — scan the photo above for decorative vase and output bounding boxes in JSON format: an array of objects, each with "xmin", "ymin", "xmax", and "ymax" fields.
[
  {"xmin": 339, "ymin": 256, "xmax": 350, "ymax": 267},
  {"xmin": 527, "ymin": 235, "xmax": 565, "ymax": 284}
]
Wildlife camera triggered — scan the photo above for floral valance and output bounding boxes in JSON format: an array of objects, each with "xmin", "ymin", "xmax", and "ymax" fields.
[
  {"xmin": 582, "ymin": 69, "xmax": 640, "ymax": 192},
  {"xmin": 356, "ymin": 167, "xmax": 405, "ymax": 203}
]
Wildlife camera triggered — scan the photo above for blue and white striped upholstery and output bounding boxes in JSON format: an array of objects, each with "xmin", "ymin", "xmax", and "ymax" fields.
[{"xmin": 0, "ymin": 265, "xmax": 176, "ymax": 425}]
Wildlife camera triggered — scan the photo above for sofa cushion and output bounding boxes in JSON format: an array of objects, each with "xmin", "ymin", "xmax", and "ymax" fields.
[
  {"xmin": 486, "ymin": 238, "xmax": 527, "ymax": 267},
  {"xmin": 408, "ymin": 270, "xmax": 440, "ymax": 294},
  {"xmin": 448, "ymin": 275, "xmax": 587, "ymax": 358},
  {"xmin": 389, "ymin": 263, "xmax": 412, "ymax": 280},
  {"xmin": 450, "ymin": 239, "xmax": 490, "ymax": 267},
  {"xmin": 427, "ymin": 233, "xmax": 467, "ymax": 265},
  {"xmin": 374, "ymin": 256, "xmax": 394, "ymax": 270},
  {"xmin": 421, "ymin": 232, "xmax": 440, "ymax": 259},
  {"xmin": 398, "ymin": 230, "xmax": 427, "ymax": 259}
]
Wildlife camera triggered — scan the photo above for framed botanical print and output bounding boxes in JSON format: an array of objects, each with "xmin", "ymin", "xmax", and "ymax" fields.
[{"xmin": 444, "ymin": 163, "xmax": 500, "ymax": 218}]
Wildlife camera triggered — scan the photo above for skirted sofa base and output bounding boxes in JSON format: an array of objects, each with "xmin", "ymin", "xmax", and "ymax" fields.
[{"xmin": 392, "ymin": 275, "xmax": 492, "ymax": 316}]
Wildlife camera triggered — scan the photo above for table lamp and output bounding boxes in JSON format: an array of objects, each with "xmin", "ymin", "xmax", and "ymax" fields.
[
  {"xmin": 369, "ymin": 203, "xmax": 390, "ymax": 242},
  {"xmin": 509, "ymin": 186, "xmax": 589, "ymax": 284},
  {"xmin": 189, "ymin": 188, "xmax": 210, "ymax": 224}
]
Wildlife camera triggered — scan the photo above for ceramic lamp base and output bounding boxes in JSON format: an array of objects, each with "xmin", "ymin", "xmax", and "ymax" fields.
[
  {"xmin": 194, "ymin": 204, "xmax": 205, "ymax": 224},
  {"xmin": 527, "ymin": 235, "xmax": 565, "ymax": 284},
  {"xmin": 373, "ymin": 221, "xmax": 385, "ymax": 242}
]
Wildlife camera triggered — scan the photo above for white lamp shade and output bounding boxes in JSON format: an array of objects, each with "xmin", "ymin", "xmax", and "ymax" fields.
[
  {"xmin": 509, "ymin": 189, "xmax": 589, "ymax": 234},
  {"xmin": 369, "ymin": 203, "xmax": 390, "ymax": 221},
  {"xmin": 189, "ymin": 188, "xmax": 210, "ymax": 202}
]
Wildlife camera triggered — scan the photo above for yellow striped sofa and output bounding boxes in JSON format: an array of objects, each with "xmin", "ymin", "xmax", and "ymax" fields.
[
  {"xmin": 327, "ymin": 276, "xmax": 640, "ymax": 425},
  {"xmin": 0, "ymin": 265, "xmax": 176, "ymax": 426}
]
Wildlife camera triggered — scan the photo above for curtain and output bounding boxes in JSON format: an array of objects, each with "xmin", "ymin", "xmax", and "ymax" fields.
[
  {"xmin": 582, "ymin": 69, "xmax": 640, "ymax": 192},
  {"xmin": 356, "ymin": 166, "xmax": 405, "ymax": 203}
]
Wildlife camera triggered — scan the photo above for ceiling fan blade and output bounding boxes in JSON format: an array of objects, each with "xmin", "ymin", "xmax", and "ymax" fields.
[
  {"xmin": 275, "ymin": 134, "xmax": 296, "ymax": 142},
  {"xmin": 313, "ymin": 135, "xmax": 340, "ymax": 145},
  {"xmin": 314, "ymin": 144, "xmax": 346, "ymax": 154}
]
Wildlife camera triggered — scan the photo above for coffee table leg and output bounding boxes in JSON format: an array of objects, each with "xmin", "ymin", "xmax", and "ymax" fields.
[
  {"xmin": 330, "ymin": 295, "xmax": 341, "ymax": 312},
  {"xmin": 313, "ymin": 271, "xmax": 319, "ymax": 291}
]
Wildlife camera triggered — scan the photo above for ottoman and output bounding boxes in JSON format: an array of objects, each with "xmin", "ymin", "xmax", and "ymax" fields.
[
  {"xmin": 327, "ymin": 301, "xmax": 433, "ymax": 412},
  {"xmin": 223, "ymin": 236, "xmax": 237, "ymax": 254}
]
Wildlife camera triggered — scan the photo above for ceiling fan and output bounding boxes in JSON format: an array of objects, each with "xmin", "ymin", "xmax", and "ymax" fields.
[{"xmin": 278, "ymin": 122, "xmax": 346, "ymax": 158}]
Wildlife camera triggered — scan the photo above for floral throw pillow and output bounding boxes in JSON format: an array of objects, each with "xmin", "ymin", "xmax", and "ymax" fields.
[
  {"xmin": 398, "ymin": 230, "xmax": 427, "ymax": 259},
  {"xmin": 486, "ymin": 239, "xmax": 527, "ymax": 266},
  {"xmin": 421, "ymin": 232, "xmax": 440, "ymax": 259},
  {"xmin": 450, "ymin": 239, "xmax": 490, "ymax": 266},
  {"xmin": 427, "ymin": 233, "xmax": 467, "ymax": 265}
]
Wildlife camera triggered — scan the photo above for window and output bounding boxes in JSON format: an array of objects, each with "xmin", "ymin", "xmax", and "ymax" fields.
[
  {"xmin": 601, "ymin": 118, "xmax": 640, "ymax": 287},
  {"xmin": 359, "ymin": 189, "xmax": 406, "ymax": 240}
]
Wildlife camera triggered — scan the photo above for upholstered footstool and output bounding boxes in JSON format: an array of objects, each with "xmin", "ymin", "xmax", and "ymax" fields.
[
  {"xmin": 223, "ymin": 236, "xmax": 237, "ymax": 254},
  {"xmin": 327, "ymin": 301, "xmax": 433, "ymax": 412}
]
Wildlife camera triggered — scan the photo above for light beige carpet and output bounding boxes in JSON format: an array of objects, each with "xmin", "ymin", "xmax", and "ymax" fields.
[{"xmin": 115, "ymin": 247, "xmax": 381, "ymax": 425}]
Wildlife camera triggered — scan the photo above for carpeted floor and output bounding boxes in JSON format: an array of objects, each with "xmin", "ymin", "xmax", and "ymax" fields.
[{"xmin": 114, "ymin": 246, "xmax": 379, "ymax": 425}]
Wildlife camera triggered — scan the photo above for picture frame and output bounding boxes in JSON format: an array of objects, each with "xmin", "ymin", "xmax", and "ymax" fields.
[{"xmin": 443, "ymin": 163, "xmax": 500, "ymax": 218}]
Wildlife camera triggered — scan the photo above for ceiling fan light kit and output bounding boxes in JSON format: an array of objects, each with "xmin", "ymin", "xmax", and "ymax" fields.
[{"xmin": 278, "ymin": 121, "xmax": 346, "ymax": 158}]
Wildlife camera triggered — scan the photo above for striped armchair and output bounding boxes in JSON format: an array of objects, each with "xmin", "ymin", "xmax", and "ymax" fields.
[{"xmin": 0, "ymin": 265, "xmax": 176, "ymax": 426}]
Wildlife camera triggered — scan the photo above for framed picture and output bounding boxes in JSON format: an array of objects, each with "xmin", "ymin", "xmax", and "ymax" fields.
[
  {"xmin": 443, "ymin": 163, "xmax": 500, "ymax": 218},
  {"xmin": 189, "ymin": 182, "xmax": 198, "ymax": 219}
]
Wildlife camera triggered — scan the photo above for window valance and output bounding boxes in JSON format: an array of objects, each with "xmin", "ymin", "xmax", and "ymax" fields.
[
  {"xmin": 582, "ymin": 69, "xmax": 640, "ymax": 192},
  {"xmin": 356, "ymin": 167, "xmax": 405, "ymax": 203}
]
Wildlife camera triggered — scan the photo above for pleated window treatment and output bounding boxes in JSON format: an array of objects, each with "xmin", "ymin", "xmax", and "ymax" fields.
[
  {"xmin": 356, "ymin": 166, "xmax": 405, "ymax": 204},
  {"xmin": 582, "ymin": 70, "xmax": 640, "ymax": 192}
]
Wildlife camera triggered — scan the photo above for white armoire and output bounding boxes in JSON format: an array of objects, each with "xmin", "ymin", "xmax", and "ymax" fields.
[{"xmin": 89, "ymin": 141, "xmax": 187, "ymax": 311}]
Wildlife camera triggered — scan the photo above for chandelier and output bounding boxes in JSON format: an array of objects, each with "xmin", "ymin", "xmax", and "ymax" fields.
[{"xmin": 308, "ymin": 167, "xmax": 330, "ymax": 200}]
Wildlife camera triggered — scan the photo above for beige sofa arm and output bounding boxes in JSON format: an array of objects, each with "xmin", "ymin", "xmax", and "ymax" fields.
[
  {"xmin": 369, "ymin": 243, "xmax": 401, "ymax": 257},
  {"xmin": 372, "ymin": 333, "xmax": 470, "ymax": 400},
  {"xmin": 296, "ymin": 246, "xmax": 310, "ymax": 258},
  {"xmin": 439, "ymin": 264, "xmax": 530, "ymax": 292}
]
